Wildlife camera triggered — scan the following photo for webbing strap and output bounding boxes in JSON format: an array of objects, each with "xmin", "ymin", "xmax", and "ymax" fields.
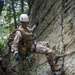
[{"xmin": 17, "ymin": 29, "xmax": 24, "ymax": 36}]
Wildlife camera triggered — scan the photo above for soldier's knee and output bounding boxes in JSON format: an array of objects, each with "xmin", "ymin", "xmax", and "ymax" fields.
[{"xmin": 46, "ymin": 51, "xmax": 57, "ymax": 60}]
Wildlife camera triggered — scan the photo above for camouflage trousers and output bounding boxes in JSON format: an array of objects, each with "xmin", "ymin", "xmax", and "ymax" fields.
[{"xmin": 35, "ymin": 41, "xmax": 53, "ymax": 54}]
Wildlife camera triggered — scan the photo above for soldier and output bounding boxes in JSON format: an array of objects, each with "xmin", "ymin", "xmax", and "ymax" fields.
[{"xmin": 11, "ymin": 14, "xmax": 62, "ymax": 72}]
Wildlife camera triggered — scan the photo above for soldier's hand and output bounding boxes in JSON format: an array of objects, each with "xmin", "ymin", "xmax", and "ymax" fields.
[{"xmin": 15, "ymin": 53, "xmax": 20, "ymax": 61}]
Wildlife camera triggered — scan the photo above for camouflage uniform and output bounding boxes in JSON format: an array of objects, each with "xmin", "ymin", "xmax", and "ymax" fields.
[{"xmin": 11, "ymin": 25, "xmax": 62, "ymax": 72}]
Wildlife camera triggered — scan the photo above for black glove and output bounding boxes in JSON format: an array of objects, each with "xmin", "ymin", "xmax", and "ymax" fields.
[
  {"xmin": 35, "ymin": 20, "xmax": 39, "ymax": 27},
  {"xmin": 15, "ymin": 53, "xmax": 20, "ymax": 61}
]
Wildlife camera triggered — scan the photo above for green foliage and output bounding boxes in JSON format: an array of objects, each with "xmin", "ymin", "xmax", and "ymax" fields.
[
  {"xmin": 0, "ymin": 0, "xmax": 29, "ymax": 54},
  {"xmin": 0, "ymin": 25, "xmax": 9, "ymax": 53}
]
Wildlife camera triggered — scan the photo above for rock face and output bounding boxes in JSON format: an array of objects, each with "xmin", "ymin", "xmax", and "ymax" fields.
[{"xmin": 27, "ymin": 0, "xmax": 75, "ymax": 75}]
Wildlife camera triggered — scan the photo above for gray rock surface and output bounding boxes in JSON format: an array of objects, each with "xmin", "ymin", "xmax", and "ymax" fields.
[{"xmin": 27, "ymin": 0, "xmax": 75, "ymax": 75}]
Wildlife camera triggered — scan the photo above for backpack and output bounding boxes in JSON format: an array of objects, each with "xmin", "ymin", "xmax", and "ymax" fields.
[
  {"xmin": 7, "ymin": 29, "xmax": 23, "ymax": 47},
  {"xmin": 7, "ymin": 28, "xmax": 30, "ymax": 58}
]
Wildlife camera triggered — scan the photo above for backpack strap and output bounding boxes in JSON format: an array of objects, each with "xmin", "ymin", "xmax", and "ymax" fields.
[{"xmin": 17, "ymin": 29, "xmax": 24, "ymax": 36}]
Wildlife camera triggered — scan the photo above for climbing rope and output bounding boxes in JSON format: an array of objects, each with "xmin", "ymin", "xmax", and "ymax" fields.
[{"xmin": 60, "ymin": 0, "xmax": 65, "ymax": 68}]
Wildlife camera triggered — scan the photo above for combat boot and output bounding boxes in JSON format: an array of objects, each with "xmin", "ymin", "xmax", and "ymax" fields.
[
  {"xmin": 46, "ymin": 52, "xmax": 62, "ymax": 71},
  {"xmin": 51, "ymin": 65, "xmax": 62, "ymax": 71}
]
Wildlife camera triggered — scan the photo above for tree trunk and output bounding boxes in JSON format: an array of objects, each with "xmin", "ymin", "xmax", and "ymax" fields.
[
  {"xmin": 11, "ymin": 0, "xmax": 17, "ymax": 29},
  {"xmin": 20, "ymin": 0, "xmax": 24, "ymax": 13}
]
